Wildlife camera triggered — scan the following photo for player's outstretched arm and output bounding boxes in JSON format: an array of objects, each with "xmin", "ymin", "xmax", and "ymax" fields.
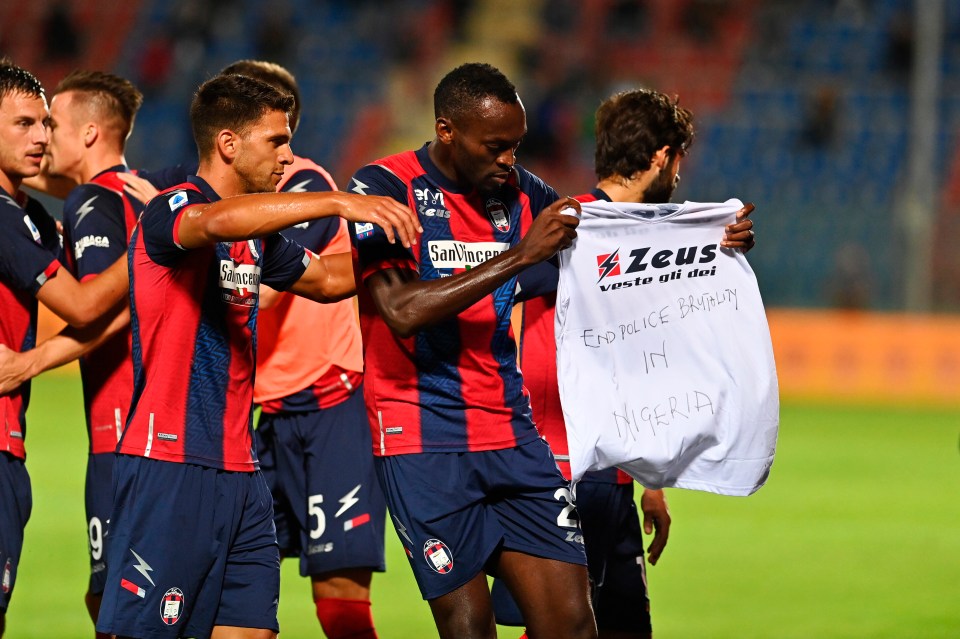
[
  {"xmin": 175, "ymin": 191, "xmax": 420, "ymax": 250},
  {"xmin": 367, "ymin": 198, "xmax": 581, "ymax": 338},
  {"xmin": 35, "ymin": 255, "xmax": 129, "ymax": 329},
  {"xmin": 0, "ymin": 305, "xmax": 129, "ymax": 395},
  {"xmin": 721, "ymin": 202, "xmax": 755, "ymax": 252},
  {"xmin": 287, "ymin": 252, "xmax": 356, "ymax": 304},
  {"xmin": 640, "ymin": 488, "xmax": 672, "ymax": 565}
]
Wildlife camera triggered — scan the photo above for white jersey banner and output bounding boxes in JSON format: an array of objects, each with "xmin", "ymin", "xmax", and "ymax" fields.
[{"xmin": 556, "ymin": 199, "xmax": 779, "ymax": 496}]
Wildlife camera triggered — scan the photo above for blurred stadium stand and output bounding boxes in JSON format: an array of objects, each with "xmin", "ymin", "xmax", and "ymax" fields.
[{"xmin": 2, "ymin": 0, "xmax": 958, "ymax": 311}]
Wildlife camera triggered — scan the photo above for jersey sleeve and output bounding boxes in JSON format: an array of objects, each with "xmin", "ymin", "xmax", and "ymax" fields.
[
  {"xmin": 139, "ymin": 187, "xmax": 208, "ymax": 267},
  {"xmin": 62, "ymin": 184, "xmax": 127, "ymax": 280},
  {"xmin": 347, "ymin": 164, "xmax": 417, "ymax": 281},
  {"xmin": 0, "ymin": 196, "xmax": 62, "ymax": 294},
  {"xmin": 260, "ymin": 233, "xmax": 311, "ymax": 291}
]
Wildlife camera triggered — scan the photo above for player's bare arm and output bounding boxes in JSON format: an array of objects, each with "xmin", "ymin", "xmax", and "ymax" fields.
[
  {"xmin": 174, "ymin": 191, "xmax": 420, "ymax": 250},
  {"xmin": 35, "ymin": 255, "xmax": 128, "ymax": 329},
  {"xmin": 0, "ymin": 305, "xmax": 129, "ymax": 395},
  {"xmin": 721, "ymin": 202, "xmax": 756, "ymax": 252},
  {"xmin": 367, "ymin": 197, "xmax": 581, "ymax": 338},
  {"xmin": 287, "ymin": 252, "xmax": 356, "ymax": 303},
  {"xmin": 640, "ymin": 488, "xmax": 671, "ymax": 565}
]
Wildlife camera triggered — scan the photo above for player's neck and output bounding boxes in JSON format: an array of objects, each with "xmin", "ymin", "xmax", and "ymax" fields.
[
  {"xmin": 196, "ymin": 162, "xmax": 243, "ymax": 199},
  {"xmin": 595, "ymin": 174, "xmax": 649, "ymax": 204},
  {"xmin": 0, "ymin": 170, "xmax": 20, "ymax": 196},
  {"xmin": 80, "ymin": 149, "xmax": 126, "ymax": 184}
]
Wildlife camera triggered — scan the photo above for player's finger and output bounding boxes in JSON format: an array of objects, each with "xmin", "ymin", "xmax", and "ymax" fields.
[{"xmin": 736, "ymin": 202, "xmax": 756, "ymax": 220}]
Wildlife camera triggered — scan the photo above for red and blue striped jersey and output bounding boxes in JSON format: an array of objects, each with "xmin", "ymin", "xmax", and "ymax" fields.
[
  {"xmin": 519, "ymin": 188, "xmax": 630, "ymax": 484},
  {"xmin": 255, "ymin": 156, "xmax": 364, "ymax": 414},
  {"xmin": 0, "ymin": 187, "xmax": 62, "ymax": 459},
  {"xmin": 121, "ymin": 176, "xmax": 311, "ymax": 471},
  {"xmin": 62, "ymin": 165, "xmax": 143, "ymax": 453},
  {"xmin": 349, "ymin": 144, "xmax": 559, "ymax": 456}
]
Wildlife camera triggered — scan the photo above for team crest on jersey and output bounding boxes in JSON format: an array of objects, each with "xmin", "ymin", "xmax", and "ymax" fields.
[
  {"xmin": 160, "ymin": 587, "xmax": 184, "ymax": 625},
  {"xmin": 485, "ymin": 198, "xmax": 510, "ymax": 232},
  {"xmin": 22, "ymin": 214, "xmax": 42, "ymax": 244},
  {"xmin": 597, "ymin": 249, "xmax": 621, "ymax": 282},
  {"xmin": 423, "ymin": 539, "xmax": 453, "ymax": 574},
  {"xmin": 168, "ymin": 190, "xmax": 189, "ymax": 211},
  {"xmin": 355, "ymin": 222, "xmax": 375, "ymax": 240},
  {"xmin": 2, "ymin": 558, "xmax": 11, "ymax": 593}
]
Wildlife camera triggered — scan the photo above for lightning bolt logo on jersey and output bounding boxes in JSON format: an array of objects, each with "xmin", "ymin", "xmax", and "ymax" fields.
[
  {"xmin": 350, "ymin": 145, "xmax": 561, "ymax": 456},
  {"xmin": 597, "ymin": 249, "xmax": 621, "ymax": 281}
]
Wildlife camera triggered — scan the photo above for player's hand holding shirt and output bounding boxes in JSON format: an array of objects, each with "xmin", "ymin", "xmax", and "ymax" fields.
[{"xmin": 555, "ymin": 199, "xmax": 779, "ymax": 496}]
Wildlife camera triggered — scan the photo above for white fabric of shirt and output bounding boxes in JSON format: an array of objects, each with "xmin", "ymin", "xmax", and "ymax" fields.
[{"xmin": 555, "ymin": 199, "xmax": 779, "ymax": 496}]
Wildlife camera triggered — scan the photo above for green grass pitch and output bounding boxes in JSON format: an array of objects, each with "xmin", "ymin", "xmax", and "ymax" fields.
[{"xmin": 6, "ymin": 373, "xmax": 960, "ymax": 638}]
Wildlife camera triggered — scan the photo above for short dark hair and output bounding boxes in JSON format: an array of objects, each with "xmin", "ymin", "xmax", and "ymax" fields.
[
  {"xmin": 219, "ymin": 60, "xmax": 301, "ymax": 134},
  {"xmin": 0, "ymin": 58, "xmax": 44, "ymax": 106},
  {"xmin": 594, "ymin": 89, "xmax": 695, "ymax": 181},
  {"xmin": 54, "ymin": 70, "xmax": 144, "ymax": 143},
  {"xmin": 190, "ymin": 73, "xmax": 295, "ymax": 159},
  {"xmin": 434, "ymin": 62, "xmax": 519, "ymax": 123}
]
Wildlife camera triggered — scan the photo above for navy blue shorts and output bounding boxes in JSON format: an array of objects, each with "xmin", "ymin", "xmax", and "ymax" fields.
[
  {"xmin": 0, "ymin": 452, "xmax": 31, "ymax": 613},
  {"xmin": 492, "ymin": 480, "xmax": 650, "ymax": 634},
  {"xmin": 96, "ymin": 455, "xmax": 280, "ymax": 638},
  {"xmin": 377, "ymin": 438, "xmax": 586, "ymax": 600},
  {"xmin": 256, "ymin": 388, "xmax": 386, "ymax": 577},
  {"xmin": 85, "ymin": 452, "xmax": 114, "ymax": 594},
  {"xmin": 578, "ymin": 480, "xmax": 650, "ymax": 633}
]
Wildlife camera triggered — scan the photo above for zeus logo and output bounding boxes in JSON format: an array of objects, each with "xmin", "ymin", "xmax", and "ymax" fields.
[
  {"xmin": 596, "ymin": 249, "xmax": 621, "ymax": 282},
  {"xmin": 350, "ymin": 179, "xmax": 370, "ymax": 195},
  {"xmin": 336, "ymin": 485, "xmax": 361, "ymax": 518},
  {"xmin": 129, "ymin": 549, "xmax": 155, "ymax": 587}
]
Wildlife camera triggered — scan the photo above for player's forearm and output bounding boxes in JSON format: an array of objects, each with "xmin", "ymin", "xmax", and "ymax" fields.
[
  {"xmin": 369, "ymin": 245, "xmax": 541, "ymax": 338},
  {"xmin": 7, "ymin": 305, "xmax": 130, "ymax": 387},
  {"xmin": 180, "ymin": 191, "xmax": 354, "ymax": 247}
]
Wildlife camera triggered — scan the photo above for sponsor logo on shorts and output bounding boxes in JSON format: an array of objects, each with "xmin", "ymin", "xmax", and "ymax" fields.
[
  {"xmin": 485, "ymin": 198, "xmax": 510, "ymax": 232},
  {"xmin": 307, "ymin": 542, "xmax": 334, "ymax": 555},
  {"xmin": 157, "ymin": 432, "xmax": 178, "ymax": 442},
  {"xmin": 168, "ymin": 191, "xmax": 189, "ymax": 211},
  {"xmin": 161, "ymin": 587, "xmax": 184, "ymax": 625},
  {"xmin": 423, "ymin": 539, "xmax": 453, "ymax": 574},
  {"xmin": 2, "ymin": 558, "xmax": 12, "ymax": 593},
  {"xmin": 385, "ymin": 426, "xmax": 403, "ymax": 435}
]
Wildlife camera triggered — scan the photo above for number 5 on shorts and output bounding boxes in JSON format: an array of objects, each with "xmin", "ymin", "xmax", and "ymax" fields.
[{"xmin": 308, "ymin": 494, "xmax": 326, "ymax": 539}]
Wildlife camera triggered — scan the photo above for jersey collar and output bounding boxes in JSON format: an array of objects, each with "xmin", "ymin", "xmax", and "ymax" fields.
[{"xmin": 187, "ymin": 174, "xmax": 221, "ymax": 202}]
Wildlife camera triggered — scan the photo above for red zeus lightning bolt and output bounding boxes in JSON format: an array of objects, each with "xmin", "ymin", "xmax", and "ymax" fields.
[{"xmin": 596, "ymin": 249, "xmax": 621, "ymax": 282}]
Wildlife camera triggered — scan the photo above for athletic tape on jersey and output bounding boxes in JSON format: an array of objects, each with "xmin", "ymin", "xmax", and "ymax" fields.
[{"xmin": 556, "ymin": 199, "xmax": 779, "ymax": 496}]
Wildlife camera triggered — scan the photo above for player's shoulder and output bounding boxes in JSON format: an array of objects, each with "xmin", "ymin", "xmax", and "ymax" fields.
[
  {"xmin": 512, "ymin": 164, "xmax": 559, "ymax": 200},
  {"xmin": 64, "ymin": 182, "xmax": 120, "ymax": 217}
]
